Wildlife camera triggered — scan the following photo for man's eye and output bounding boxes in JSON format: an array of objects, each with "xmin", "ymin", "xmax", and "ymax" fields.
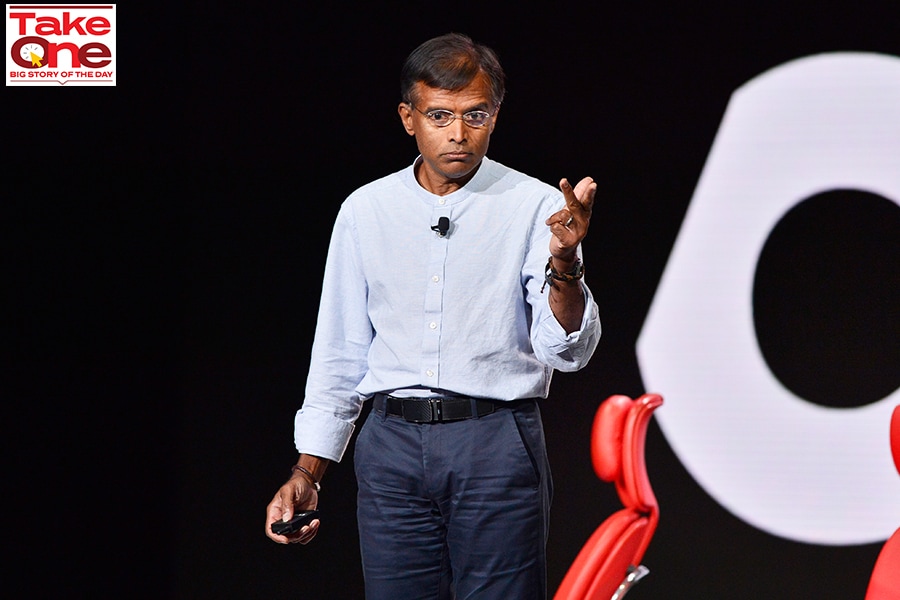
[{"xmin": 429, "ymin": 111, "xmax": 453, "ymax": 122}]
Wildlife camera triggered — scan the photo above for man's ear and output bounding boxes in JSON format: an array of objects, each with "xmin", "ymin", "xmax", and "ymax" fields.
[{"xmin": 398, "ymin": 103, "xmax": 416, "ymax": 136}]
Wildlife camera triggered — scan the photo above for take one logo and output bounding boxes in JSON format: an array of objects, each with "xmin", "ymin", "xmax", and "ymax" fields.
[{"xmin": 6, "ymin": 4, "xmax": 115, "ymax": 86}]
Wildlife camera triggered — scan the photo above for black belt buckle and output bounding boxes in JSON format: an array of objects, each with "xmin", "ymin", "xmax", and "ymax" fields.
[{"xmin": 402, "ymin": 398, "xmax": 442, "ymax": 423}]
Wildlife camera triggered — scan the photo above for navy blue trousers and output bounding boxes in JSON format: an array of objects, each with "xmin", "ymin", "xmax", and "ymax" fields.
[{"xmin": 354, "ymin": 400, "xmax": 552, "ymax": 600}]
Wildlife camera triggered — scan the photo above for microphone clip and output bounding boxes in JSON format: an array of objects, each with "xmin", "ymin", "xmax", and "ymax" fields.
[{"xmin": 431, "ymin": 216, "xmax": 450, "ymax": 237}]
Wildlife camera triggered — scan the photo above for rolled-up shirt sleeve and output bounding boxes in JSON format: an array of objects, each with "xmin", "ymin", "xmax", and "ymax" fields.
[
  {"xmin": 293, "ymin": 202, "xmax": 371, "ymax": 462},
  {"xmin": 531, "ymin": 280, "xmax": 601, "ymax": 372}
]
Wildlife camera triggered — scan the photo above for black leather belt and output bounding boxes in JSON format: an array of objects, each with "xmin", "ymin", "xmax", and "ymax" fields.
[{"xmin": 373, "ymin": 393, "xmax": 510, "ymax": 423}]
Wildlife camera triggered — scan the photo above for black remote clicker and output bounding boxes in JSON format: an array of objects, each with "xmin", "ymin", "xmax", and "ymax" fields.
[{"xmin": 271, "ymin": 510, "xmax": 320, "ymax": 535}]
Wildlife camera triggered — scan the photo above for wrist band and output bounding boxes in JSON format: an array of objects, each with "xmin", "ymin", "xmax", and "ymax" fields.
[
  {"xmin": 541, "ymin": 256, "xmax": 584, "ymax": 292},
  {"xmin": 291, "ymin": 464, "xmax": 321, "ymax": 492}
]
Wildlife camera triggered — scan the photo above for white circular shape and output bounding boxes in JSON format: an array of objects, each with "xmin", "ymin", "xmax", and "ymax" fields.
[
  {"xmin": 21, "ymin": 43, "xmax": 43, "ymax": 61},
  {"xmin": 637, "ymin": 52, "xmax": 900, "ymax": 545}
]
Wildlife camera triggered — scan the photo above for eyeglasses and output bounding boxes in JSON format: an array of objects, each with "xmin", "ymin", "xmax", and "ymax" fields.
[{"xmin": 410, "ymin": 104, "xmax": 497, "ymax": 128}]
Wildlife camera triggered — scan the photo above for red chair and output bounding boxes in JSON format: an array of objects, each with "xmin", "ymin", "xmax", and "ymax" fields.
[
  {"xmin": 555, "ymin": 393, "xmax": 663, "ymax": 600},
  {"xmin": 864, "ymin": 404, "xmax": 900, "ymax": 600}
]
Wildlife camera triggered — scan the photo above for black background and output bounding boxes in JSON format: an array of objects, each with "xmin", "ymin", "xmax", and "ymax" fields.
[{"xmin": 8, "ymin": 2, "xmax": 899, "ymax": 598}]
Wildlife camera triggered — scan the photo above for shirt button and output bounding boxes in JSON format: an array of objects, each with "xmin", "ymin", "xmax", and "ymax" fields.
[
  {"xmin": 432, "ymin": 275, "xmax": 440, "ymax": 282},
  {"xmin": 426, "ymin": 369, "xmax": 434, "ymax": 377},
  {"xmin": 438, "ymin": 198, "xmax": 446, "ymax": 205},
  {"xmin": 429, "ymin": 322, "xmax": 437, "ymax": 329}
]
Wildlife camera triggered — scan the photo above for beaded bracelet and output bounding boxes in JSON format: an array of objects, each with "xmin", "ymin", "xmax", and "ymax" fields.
[{"xmin": 291, "ymin": 464, "xmax": 321, "ymax": 492}]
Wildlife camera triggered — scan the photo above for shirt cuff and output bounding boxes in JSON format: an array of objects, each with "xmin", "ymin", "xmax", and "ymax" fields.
[
  {"xmin": 294, "ymin": 405, "xmax": 358, "ymax": 462},
  {"xmin": 534, "ymin": 282, "xmax": 601, "ymax": 371}
]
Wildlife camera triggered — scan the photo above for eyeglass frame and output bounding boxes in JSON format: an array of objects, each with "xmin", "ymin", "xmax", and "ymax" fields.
[{"xmin": 408, "ymin": 103, "xmax": 499, "ymax": 128}]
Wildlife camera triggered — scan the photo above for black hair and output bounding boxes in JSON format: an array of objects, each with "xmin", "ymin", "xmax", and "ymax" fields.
[{"xmin": 400, "ymin": 33, "xmax": 506, "ymax": 109}]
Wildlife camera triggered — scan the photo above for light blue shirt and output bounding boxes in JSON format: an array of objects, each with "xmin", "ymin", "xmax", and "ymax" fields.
[{"xmin": 294, "ymin": 157, "xmax": 601, "ymax": 461}]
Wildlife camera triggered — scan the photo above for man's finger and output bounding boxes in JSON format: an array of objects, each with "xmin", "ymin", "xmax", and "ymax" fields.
[
  {"xmin": 545, "ymin": 208, "xmax": 573, "ymax": 227},
  {"xmin": 560, "ymin": 177, "xmax": 597, "ymax": 213},
  {"xmin": 572, "ymin": 177, "xmax": 597, "ymax": 211},
  {"xmin": 559, "ymin": 178, "xmax": 579, "ymax": 210}
]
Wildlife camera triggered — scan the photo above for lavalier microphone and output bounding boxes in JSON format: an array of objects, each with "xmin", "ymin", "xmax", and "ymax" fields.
[{"xmin": 431, "ymin": 216, "xmax": 450, "ymax": 237}]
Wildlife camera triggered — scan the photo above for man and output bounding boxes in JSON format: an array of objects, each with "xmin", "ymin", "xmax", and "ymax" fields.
[{"xmin": 266, "ymin": 33, "xmax": 601, "ymax": 599}]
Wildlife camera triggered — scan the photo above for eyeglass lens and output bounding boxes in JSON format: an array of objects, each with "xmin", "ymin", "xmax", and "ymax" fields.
[{"xmin": 428, "ymin": 110, "xmax": 491, "ymax": 127}]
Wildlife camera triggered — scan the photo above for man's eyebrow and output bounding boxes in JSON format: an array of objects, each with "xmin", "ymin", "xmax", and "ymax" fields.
[{"xmin": 423, "ymin": 101, "xmax": 492, "ymax": 113}]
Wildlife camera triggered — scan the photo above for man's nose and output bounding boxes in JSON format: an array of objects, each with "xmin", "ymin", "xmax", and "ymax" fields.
[{"xmin": 446, "ymin": 118, "xmax": 467, "ymax": 143}]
